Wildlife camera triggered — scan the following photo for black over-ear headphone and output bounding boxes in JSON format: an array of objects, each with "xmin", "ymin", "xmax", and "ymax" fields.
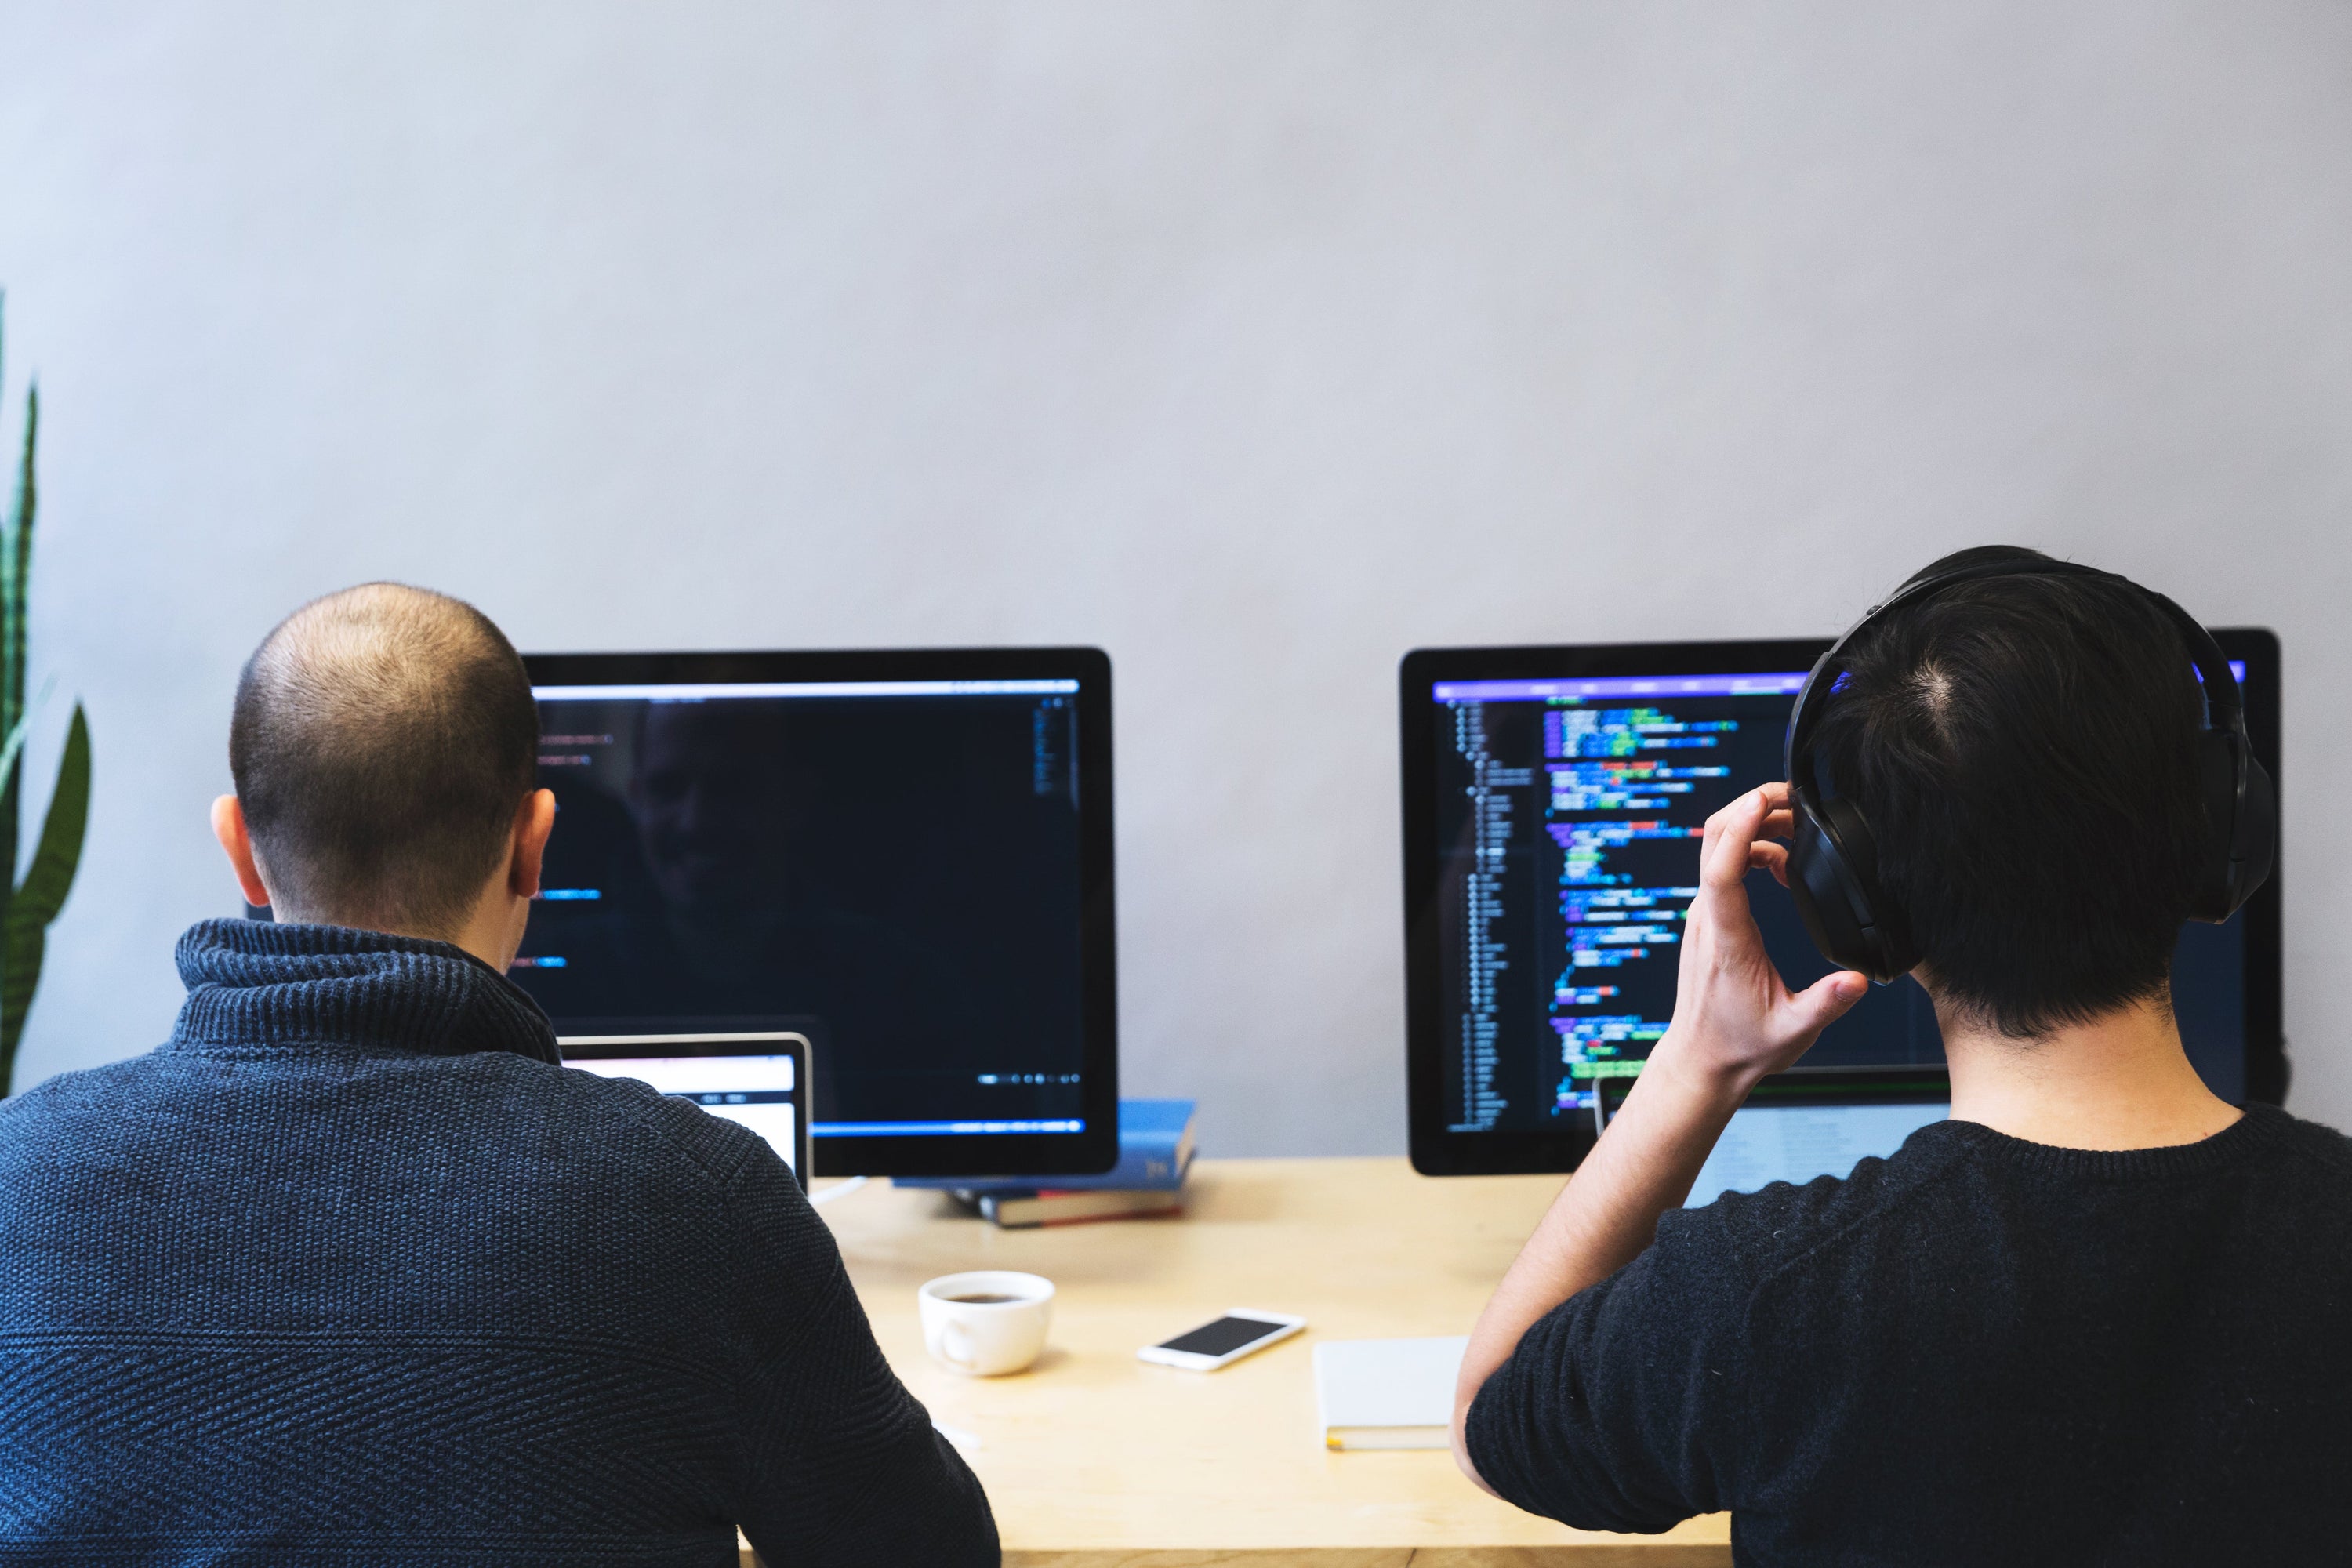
[{"xmin": 1781, "ymin": 557, "xmax": 2276, "ymax": 982}]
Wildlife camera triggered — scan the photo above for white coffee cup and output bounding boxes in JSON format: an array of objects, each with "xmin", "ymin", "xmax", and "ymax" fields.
[{"xmin": 918, "ymin": 1271, "xmax": 1054, "ymax": 1377}]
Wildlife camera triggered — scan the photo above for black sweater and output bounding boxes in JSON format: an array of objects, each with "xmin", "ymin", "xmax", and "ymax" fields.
[
  {"xmin": 1466, "ymin": 1105, "xmax": 2352, "ymax": 1566},
  {"xmin": 0, "ymin": 920, "xmax": 997, "ymax": 1566}
]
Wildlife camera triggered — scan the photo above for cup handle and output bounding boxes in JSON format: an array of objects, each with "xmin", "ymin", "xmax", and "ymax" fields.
[{"xmin": 941, "ymin": 1319, "xmax": 978, "ymax": 1370}]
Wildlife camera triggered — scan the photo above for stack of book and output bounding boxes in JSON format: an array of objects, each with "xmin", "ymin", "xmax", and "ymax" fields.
[{"xmin": 895, "ymin": 1098, "xmax": 1196, "ymax": 1229}]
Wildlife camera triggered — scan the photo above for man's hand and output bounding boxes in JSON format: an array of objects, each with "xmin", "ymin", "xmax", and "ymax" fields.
[
  {"xmin": 1650, "ymin": 782, "xmax": 1869, "ymax": 1092},
  {"xmin": 1450, "ymin": 782, "xmax": 1866, "ymax": 1497}
]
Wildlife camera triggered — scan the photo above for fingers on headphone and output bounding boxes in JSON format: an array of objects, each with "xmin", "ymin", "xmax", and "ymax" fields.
[
  {"xmin": 1700, "ymin": 791, "xmax": 1769, "ymax": 887},
  {"xmin": 1748, "ymin": 782, "xmax": 1795, "ymax": 842}
]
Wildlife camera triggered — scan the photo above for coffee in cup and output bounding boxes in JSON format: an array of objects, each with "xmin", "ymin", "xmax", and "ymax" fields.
[{"xmin": 918, "ymin": 1271, "xmax": 1054, "ymax": 1376}]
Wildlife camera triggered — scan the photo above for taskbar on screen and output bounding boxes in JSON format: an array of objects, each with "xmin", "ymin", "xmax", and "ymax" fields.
[{"xmin": 815, "ymin": 1119, "xmax": 1086, "ymax": 1138}]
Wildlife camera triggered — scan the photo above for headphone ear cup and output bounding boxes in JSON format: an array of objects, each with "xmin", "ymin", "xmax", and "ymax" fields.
[
  {"xmin": 2191, "ymin": 731, "xmax": 2275, "ymax": 920},
  {"xmin": 1786, "ymin": 807, "xmax": 1863, "ymax": 971},
  {"xmin": 2234, "ymin": 755, "xmax": 2277, "ymax": 907},
  {"xmin": 1787, "ymin": 796, "xmax": 1911, "ymax": 982}
]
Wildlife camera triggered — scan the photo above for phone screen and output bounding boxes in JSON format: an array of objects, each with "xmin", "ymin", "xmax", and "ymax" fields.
[{"xmin": 1157, "ymin": 1316, "xmax": 1286, "ymax": 1357}]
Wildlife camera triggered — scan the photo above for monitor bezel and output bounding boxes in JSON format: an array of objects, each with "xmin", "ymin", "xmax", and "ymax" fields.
[
  {"xmin": 1399, "ymin": 631, "xmax": 2283, "ymax": 1177},
  {"xmin": 521, "ymin": 645, "xmax": 1119, "ymax": 1180}
]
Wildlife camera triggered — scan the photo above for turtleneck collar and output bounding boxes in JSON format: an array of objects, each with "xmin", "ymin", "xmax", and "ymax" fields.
[{"xmin": 166, "ymin": 918, "xmax": 562, "ymax": 1067}]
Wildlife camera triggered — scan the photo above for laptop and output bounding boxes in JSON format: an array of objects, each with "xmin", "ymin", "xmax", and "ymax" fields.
[{"xmin": 561, "ymin": 1031, "xmax": 814, "ymax": 1189}]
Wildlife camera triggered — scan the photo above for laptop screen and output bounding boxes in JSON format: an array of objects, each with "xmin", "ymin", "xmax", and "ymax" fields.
[{"xmin": 563, "ymin": 1033, "xmax": 809, "ymax": 1183}]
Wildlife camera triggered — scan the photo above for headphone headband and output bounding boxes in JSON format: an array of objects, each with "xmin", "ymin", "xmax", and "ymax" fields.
[
  {"xmin": 1784, "ymin": 557, "xmax": 2245, "ymax": 790},
  {"xmin": 1777, "ymin": 553, "xmax": 2270, "ymax": 980}
]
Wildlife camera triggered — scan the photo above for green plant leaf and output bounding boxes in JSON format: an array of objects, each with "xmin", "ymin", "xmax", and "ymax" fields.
[
  {"xmin": 0, "ymin": 713, "xmax": 27, "ymax": 800},
  {"xmin": 0, "ymin": 677, "xmax": 59, "ymax": 804},
  {"xmin": 3, "ymin": 383, "xmax": 32, "ymax": 742},
  {"xmin": 0, "ymin": 376, "xmax": 31, "ymax": 895},
  {"xmin": 0, "ymin": 916, "xmax": 41, "ymax": 1083},
  {"xmin": 10, "ymin": 702, "xmax": 88, "ymax": 929}
]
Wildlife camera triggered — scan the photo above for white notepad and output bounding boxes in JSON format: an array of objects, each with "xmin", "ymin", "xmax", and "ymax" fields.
[{"xmin": 1312, "ymin": 1335, "xmax": 1468, "ymax": 1450}]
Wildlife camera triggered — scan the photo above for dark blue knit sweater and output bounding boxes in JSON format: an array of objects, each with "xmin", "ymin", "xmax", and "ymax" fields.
[{"xmin": 0, "ymin": 920, "xmax": 997, "ymax": 1566}]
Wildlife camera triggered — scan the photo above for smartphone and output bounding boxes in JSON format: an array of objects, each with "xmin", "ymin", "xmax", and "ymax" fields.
[{"xmin": 1135, "ymin": 1309, "xmax": 1307, "ymax": 1371}]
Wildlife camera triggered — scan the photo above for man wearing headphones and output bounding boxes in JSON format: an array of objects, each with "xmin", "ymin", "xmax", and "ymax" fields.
[{"xmin": 1450, "ymin": 546, "xmax": 2351, "ymax": 1563}]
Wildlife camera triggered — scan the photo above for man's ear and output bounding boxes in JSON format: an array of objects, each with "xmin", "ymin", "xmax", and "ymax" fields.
[
  {"xmin": 211, "ymin": 795, "xmax": 274, "ymax": 909},
  {"xmin": 509, "ymin": 789, "xmax": 557, "ymax": 901}
]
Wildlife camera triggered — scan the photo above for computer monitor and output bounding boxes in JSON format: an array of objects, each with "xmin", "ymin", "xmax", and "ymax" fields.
[
  {"xmin": 512, "ymin": 648, "xmax": 1119, "ymax": 1179},
  {"xmin": 1399, "ymin": 633, "xmax": 2281, "ymax": 1179}
]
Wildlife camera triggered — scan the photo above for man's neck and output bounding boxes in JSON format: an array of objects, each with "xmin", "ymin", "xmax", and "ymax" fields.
[
  {"xmin": 273, "ymin": 884, "xmax": 524, "ymax": 978},
  {"xmin": 1939, "ymin": 989, "xmax": 2241, "ymax": 1151}
]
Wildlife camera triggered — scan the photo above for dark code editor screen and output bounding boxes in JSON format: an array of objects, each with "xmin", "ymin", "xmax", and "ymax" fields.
[
  {"xmin": 512, "ymin": 679, "xmax": 1089, "ymax": 1138},
  {"xmin": 1432, "ymin": 671, "xmax": 2247, "ymax": 1134}
]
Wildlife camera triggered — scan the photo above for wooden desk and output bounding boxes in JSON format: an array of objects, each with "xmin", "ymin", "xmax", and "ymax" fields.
[{"xmin": 773, "ymin": 1156, "xmax": 1732, "ymax": 1568}]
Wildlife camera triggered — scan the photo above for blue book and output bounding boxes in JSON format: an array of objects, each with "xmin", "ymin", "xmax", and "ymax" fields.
[{"xmin": 895, "ymin": 1099, "xmax": 1196, "ymax": 1194}]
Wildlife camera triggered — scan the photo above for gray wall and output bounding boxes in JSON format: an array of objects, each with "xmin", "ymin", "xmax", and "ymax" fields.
[{"xmin": 1, "ymin": 2, "xmax": 2347, "ymax": 1153}]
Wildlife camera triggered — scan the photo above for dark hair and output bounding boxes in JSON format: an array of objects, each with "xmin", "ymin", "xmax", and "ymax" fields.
[
  {"xmin": 1810, "ymin": 546, "xmax": 2210, "ymax": 1039},
  {"xmin": 229, "ymin": 583, "xmax": 539, "ymax": 936}
]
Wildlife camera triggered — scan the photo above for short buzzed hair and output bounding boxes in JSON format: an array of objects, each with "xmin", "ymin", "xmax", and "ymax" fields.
[{"xmin": 230, "ymin": 583, "xmax": 539, "ymax": 936}]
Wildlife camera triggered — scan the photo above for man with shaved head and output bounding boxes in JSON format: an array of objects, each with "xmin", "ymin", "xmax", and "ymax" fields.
[
  {"xmin": 0, "ymin": 584, "xmax": 997, "ymax": 1566},
  {"xmin": 218, "ymin": 583, "xmax": 550, "ymax": 943}
]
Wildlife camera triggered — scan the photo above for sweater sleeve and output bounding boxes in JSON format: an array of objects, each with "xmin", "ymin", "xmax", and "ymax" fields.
[
  {"xmin": 721, "ymin": 1138, "xmax": 998, "ymax": 1568},
  {"xmin": 1464, "ymin": 1207, "xmax": 1753, "ymax": 1535}
]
